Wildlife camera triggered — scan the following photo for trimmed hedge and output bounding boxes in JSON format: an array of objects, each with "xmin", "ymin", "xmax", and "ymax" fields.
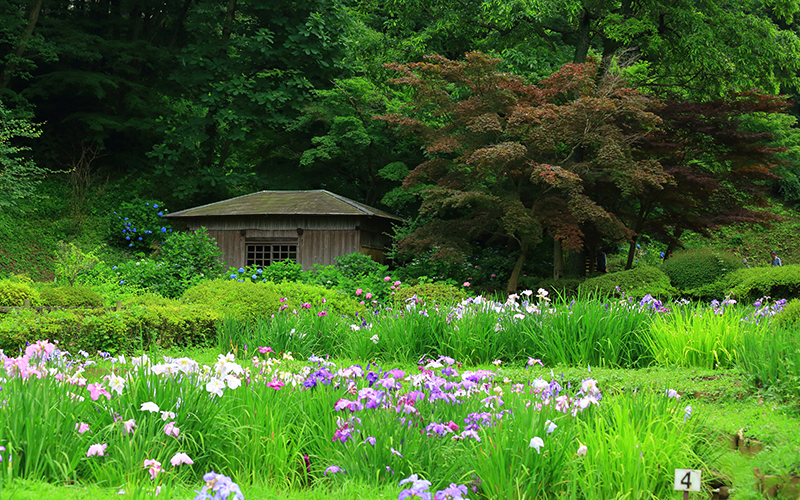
[
  {"xmin": 0, "ymin": 304, "xmax": 217, "ymax": 354},
  {"xmin": 393, "ymin": 283, "xmax": 467, "ymax": 304},
  {"xmin": 662, "ymin": 248, "xmax": 745, "ymax": 291},
  {"xmin": 724, "ymin": 265, "xmax": 800, "ymax": 301},
  {"xmin": 775, "ymin": 298, "xmax": 800, "ymax": 326},
  {"xmin": 0, "ymin": 279, "xmax": 41, "ymax": 306},
  {"xmin": 578, "ymin": 266, "xmax": 674, "ymax": 299},
  {"xmin": 181, "ymin": 279, "xmax": 364, "ymax": 321},
  {"xmin": 37, "ymin": 286, "xmax": 104, "ymax": 307}
]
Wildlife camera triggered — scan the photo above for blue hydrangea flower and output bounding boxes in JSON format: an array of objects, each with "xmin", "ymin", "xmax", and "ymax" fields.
[
  {"xmin": 154, "ymin": 204, "xmax": 158, "ymax": 209},
  {"xmin": 257, "ymin": 268, "xmax": 263, "ymax": 274},
  {"xmin": 158, "ymin": 212, "xmax": 163, "ymax": 216},
  {"xmin": 251, "ymin": 275, "xmax": 257, "ymax": 279},
  {"xmin": 161, "ymin": 227, "xmax": 167, "ymax": 233},
  {"xmin": 125, "ymin": 236, "xmax": 130, "ymax": 240},
  {"xmin": 238, "ymin": 268, "xmax": 245, "ymax": 273},
  {"xmin": 230, "ymin": 274, "xmax": 237, "ymax": 279}
]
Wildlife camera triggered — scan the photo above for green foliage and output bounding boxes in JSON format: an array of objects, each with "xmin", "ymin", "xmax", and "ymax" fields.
[
  {"xmin": 775, "ymin": 298, "xmax": 800, "ymax": 326},
  {"xmin": 0, "ymin": 103, "xmax": 47, "ymax": 208},
  {"xmin": 392, "ymin": 283, "xmax": 466, "ymax": 304},
  {"xmin": 182, "ymin": 279, "xmax": 363, "ymax": 322},
  {"xmin": 0, "ymin": 279, "xmax": 41, "ymax": 306},
  {"xmin": 643, "ymin": 302, "xmax": 763, "ymax": 369},
  {"xmin": 107, "ymin": 200, "xmax": 171, "ymax": 252},
  {"xmin": 53, "ymin": 241, "xmax": 100, "ymax": 286},
  {"xmin": 740, "ymin": 323, "xmax": 800, "ymax": 399},
  {"xmin": 110, "ymin": 228, "xmax": 222, "ymax": 298},
  {"xmin": 37, "ymin": 286, "xmax": 103, "ymax": 307},
  {"xmin": 304, "ymin": 252, "xmax": 397, "ymax": 303},
  {"xmin": 578, "ymin": 266, "xmax": 674, "ymax": 299},
  {"xmin": 662, "ymin": 247, "xmax": 745, "ymax": 291},
  {"xmin": 0, "ymin": 305, "xmax": 217, "ymax": 353},
  {"xmin": 706, "ymin": 265, "xmax": 800, "ymax": 301},
  {"xmin": 261, "ymin": 260, "xmax": 304, "ymax": 283},
  {"xmin": 574, "ymin": 391, "xmax": 709, "ymax": 499},
  {"xmin": 271, "ymin": 281, "xmax": 365, "ymax": 318},
  {"xmin": 181, "ymin": 280, "xmax": 281, "ymax": 322},
  {"xmin": 159, "ymin": 227, "xmax": 224, "ymax": 279}
]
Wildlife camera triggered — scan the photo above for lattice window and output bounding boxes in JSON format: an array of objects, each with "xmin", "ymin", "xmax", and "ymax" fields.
[{"xmin": 246, "ymin": 241, "xmax": 297, "ymax": 267}]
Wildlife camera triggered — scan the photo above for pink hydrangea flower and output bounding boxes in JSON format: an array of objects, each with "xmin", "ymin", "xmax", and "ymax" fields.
[{"xmin": 355, "ymin": 288, "xmax": 363, "ymax": 296}]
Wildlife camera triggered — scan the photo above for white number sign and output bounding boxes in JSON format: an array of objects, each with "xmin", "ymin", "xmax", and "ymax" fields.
[{"xmin": 674, "ymin": 469, "xmax": 701, "ymax": 492}]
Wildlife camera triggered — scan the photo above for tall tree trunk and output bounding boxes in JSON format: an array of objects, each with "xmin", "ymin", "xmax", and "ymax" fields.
[
  {"xmin": 168, "ymin": 0, "xmax": 194, "ymax": 49},
  {"xmin": 572, "ymin": 9, "xmax": 592, "ymax": 63},
  {"xmin": 553, "ymin": 239, "xmax": 563, "ymax": 280},
  {"xmin": 625, "ymin": 236, "xmax": 638, "ymax": 270},
  {"xmin": 507, "ymin": 241, "xmax": 529, "ymax": 293},
  {"xmin": 1, "ymin": 0, "xmax": 43, "ymax": 89}
]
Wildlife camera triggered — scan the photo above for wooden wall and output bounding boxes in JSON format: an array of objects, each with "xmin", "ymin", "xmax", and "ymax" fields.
[{"xmin": 185, "ymin": 215, "xmax": 394, "ymax": 270}]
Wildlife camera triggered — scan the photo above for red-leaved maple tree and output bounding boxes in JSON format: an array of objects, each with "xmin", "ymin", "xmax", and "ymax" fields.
[{"xmin": 378, "ymin": 52, "xmax": 671, "ymax": 291}]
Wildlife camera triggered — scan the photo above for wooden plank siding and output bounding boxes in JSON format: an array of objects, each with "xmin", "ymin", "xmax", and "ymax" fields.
[
  {"xmin": 206, "ymin": 228, "xmax": 361, "ymax": 270},
  {"xmin": 185, "ymin": 215, "xmax": 392, "ymax": 271}
]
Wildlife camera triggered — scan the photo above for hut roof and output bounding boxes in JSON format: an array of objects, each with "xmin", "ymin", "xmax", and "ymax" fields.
[{"xmin": 164, "ymin": 190, "xmax": 402, "ymax": 221}]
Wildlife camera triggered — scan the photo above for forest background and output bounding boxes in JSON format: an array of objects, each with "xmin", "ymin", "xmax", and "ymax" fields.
[{"xmin": 4, "ymin": 0, "xmax": 800, "ymax": 290}]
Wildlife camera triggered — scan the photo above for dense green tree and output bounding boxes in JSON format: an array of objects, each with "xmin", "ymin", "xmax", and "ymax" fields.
[{"xmin": 0, "ymin": 102, "xmax": 46, "ymax": 208}]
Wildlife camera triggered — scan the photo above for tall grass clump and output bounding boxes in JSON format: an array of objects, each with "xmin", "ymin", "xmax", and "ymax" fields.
[
  {"xmin": 642, "ymin": 298, "xmax": 769, "ymax": 369},
  {"xmin": 573, "ymin": 390, "xmax": 709, "ymax": 500},
  {"xmin": 522, "ymin": 292, "xmax": 654, "ymax": 368},
  {"xmin": 740, "ymin": 324, "xmax": 800, "ymax": 399}
]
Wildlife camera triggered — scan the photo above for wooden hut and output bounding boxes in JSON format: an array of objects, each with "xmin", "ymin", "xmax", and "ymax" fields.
[{"xmin": 164, "ymin": 190, "xmax": 401, "ymax": 270}]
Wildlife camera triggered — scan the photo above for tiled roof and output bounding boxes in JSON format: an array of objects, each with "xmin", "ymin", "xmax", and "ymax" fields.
[{"xmin": 164, "ymin": 190, "xmax": 402, "ymax": 221}]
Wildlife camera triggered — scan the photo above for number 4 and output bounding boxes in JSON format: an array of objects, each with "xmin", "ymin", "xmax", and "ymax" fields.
[{"xmin": 680, "ymin": 472, "xmax": 692, "ymax": 489}]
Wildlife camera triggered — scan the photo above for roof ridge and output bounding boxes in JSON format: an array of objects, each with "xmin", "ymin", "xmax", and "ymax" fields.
[{"xmin": 321, "ymin": 190, "xmax": 377, "ymax": 216}]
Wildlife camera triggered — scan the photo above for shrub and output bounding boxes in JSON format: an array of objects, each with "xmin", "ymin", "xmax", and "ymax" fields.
[
  {"xmin": 661, "ymin": 247, "xmax": 745, "ymax": 290},
  {"xmin": 334, "ymin": 252, "xmax": 387, "ymax": 280},
  {"xmin": 181, "ymin": 279, "xmax": 283, "ymax": 322},
  {"xmin": 271, "ymin": 281, "xmax": 365, "ymax": 317},
  {"xmin": 702, "ymin": 265, "xmax": 800, "ymax": 302},
  {"xmin": 393, "ymin": 283, "xmax": 467, "ymax": 304},
  {"xmin": 305, "ymin": 253, "xmax": 397, "ymax": 303},
  {"xmin": 53, "ymin": 241, "xmax": 100, "ymax": 286},
  {"xmin": 38, "ymin": 286, "xmax": 103, "ymax": 307},
  {"xmin": 578, "ymin": 266, "xmax": 674, "ymax": 299},
  {"xmin": 108, "ymin": 199, "xmax": 172, "ymax": 252},
  {"xmin": 159, "ymin": 227, "xmax": 225, "ymax": 278},
  {"xmin": 0, "ymin": 305, "xmax": 217, "ymax": 353},
  {"xmin": 0, "ymin": 279, "xmax": 42, "ymax": 306},
  {"xmin": 111, "ymin": 229, "xmax": 221, "ymax": 298},
  {"xmin": 775, "ymin": 298, "xmax": 800, "ymax": 326}
]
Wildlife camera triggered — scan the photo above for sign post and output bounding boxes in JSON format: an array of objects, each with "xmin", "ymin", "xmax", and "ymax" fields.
[{"xmin": 674, "ymin": 469, "xmax": 702, "ymax": 499}]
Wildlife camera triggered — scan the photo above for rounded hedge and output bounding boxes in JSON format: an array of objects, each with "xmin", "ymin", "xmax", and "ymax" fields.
[
  {"xmin": 0, "ymin": 279, "xmax": 42, "ymax": 307},
  {"xmin": 38, "ymin": 286, "xmax": 104, "ymax": 307},
  {"xmin": 181, "ymin": 279, "xmax": 364, "ymax": 321},
  {"xmin": 578, "ymin": 266, "xmax": 674, "ymax": 299},
  {"xmin": 393, "ymin": 283, "xmax": 467, "ymax": 304},
  {"xmin": 661, "ymin": 248, "xmax": 745, "ymax": 291}
]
